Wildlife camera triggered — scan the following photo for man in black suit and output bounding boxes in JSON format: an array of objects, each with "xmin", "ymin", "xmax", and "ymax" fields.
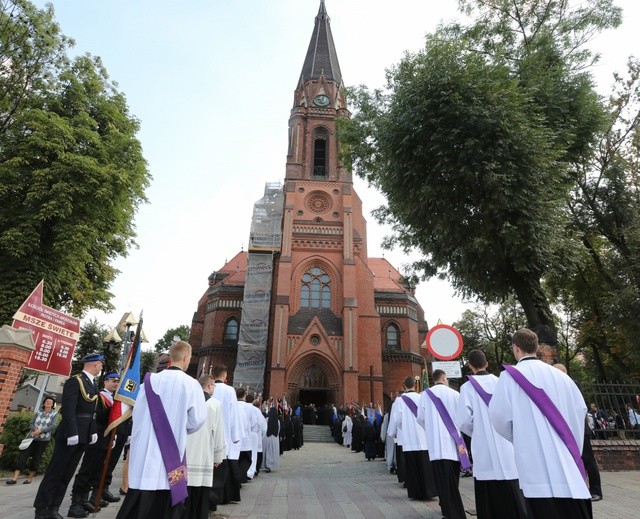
[
  {"xmin": 33, "ymin": 353, "xmax": 103, "ymax": 519},
  {"xmin": 68, "ymin": 371, "xmax": 121, "ymax": 516}
]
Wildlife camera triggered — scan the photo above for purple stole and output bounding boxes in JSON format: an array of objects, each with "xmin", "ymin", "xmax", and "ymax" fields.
[
  {"xmin": 400, "ymin": 394, "xmax": 418, "ymax": 417},
  {"xmin": 144, "ymin": 373, "xmax": 188, "ymax": 506},
  {"xmin": 502, "ymin": 364, "xmax": 587, "ymax": 481},
  {"xmin": 425, "ymin": 388, "xmax": 472, "ymax": 470},
  {"xmin": 466, "ymin": 375, "xmax": 492, "ymax": 406}
]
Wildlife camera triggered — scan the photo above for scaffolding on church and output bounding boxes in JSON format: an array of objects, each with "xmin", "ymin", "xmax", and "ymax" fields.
[{"xmin": 234, "ymin": 182, "xmax": 284, "ymax": 394}]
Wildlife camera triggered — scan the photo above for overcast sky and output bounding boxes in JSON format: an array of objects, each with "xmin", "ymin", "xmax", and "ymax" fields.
[{"xmin": 33, "ymin": 0, "xmax": 640, "ymax": 346}]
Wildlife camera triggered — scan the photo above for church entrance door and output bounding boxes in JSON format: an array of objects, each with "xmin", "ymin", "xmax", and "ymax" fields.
[{"xmin": 298, "ymin": 388, "xmax": 328, "ymax": 406}]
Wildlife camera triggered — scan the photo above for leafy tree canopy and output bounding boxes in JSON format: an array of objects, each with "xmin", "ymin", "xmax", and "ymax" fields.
[
  {"xmin": 71, "ymin": 318, "xmax": 120, "ymax": 376},
  {"xmin": 154, "ymin": 325, "xmax": 191, "ymax": 354},
  {"xmin": 0, "ymin": 0, "xmax": 150, "ymax": 325},
  {"xmin": 339, "ymin": 0, "xmax": 620, "ymax": 337}
]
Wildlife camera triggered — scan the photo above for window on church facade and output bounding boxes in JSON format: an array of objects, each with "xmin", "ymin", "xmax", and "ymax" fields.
[
  {"xmin": 300, "ymin": 267, "xmax": 331, "ymax": 308},
  {"xmin": 223, "ymin": 318, "xmax": 239, "ymax": 343},
  {"xmin": 386, "ymin": 324, "xmax": 399, "ymax": 350},
  {"xmin": 313, "ymin": 129, "xmax": 327, "ymax": 176}
]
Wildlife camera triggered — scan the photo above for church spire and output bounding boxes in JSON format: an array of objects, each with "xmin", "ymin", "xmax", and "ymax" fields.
[{"xmin": 300, "ymin": 0, "xmax": 343, "ymax": 86}]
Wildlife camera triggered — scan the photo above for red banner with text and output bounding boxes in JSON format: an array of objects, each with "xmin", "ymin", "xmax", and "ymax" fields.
[{"xmin": 12, "ymin": 281, "xmax": 80, "ymax": 377}]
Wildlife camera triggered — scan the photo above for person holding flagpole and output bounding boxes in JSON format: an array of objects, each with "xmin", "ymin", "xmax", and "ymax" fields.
[{"xmin": 116, "ymin": 340, "xmax": 207, "ymax": 519}]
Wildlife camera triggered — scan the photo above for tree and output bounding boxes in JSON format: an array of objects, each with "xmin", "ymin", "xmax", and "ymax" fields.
[
  {"xmin": 71, "ymin": 319, "xmax": 120, "ymax": 375},
  {"xmin": 0, "ymin": 48, "xmax": 150, "ymax": 324},
  {"xmin": 153, "ymin": 325, "xmax": 190, "ymax": 354},
  {"xmin": 140, "ymin": 350, "xmax": 158, "ymax": 379},
  {"xmin": 0, "ymin": 0, "xmax": 70, "ymax": 137},
  {"xmin": 454, "ymin": 297, "xmax": 528, "ymax": 371},
  {"xmin": 548, "ymin": 58, "xmax": 640, "ymax": 381},
  {"xmin": 339, "ymin": 0, "xmax": 620, "ymax": 341}
]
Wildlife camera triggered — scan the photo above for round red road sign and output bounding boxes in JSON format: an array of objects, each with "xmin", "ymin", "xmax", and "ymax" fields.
[{"xmin": 426, "ymin": 324, "xmax": 464, "ymax": 360}]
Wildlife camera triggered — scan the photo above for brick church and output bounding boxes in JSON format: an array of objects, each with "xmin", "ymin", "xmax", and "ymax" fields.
[{"xmin": 189, "ymin": 1, "xmax": 430, "ymax": 409}]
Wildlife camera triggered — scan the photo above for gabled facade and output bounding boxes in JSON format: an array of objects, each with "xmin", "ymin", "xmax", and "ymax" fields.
[{"xmin": 190, "ymin": 1, "xmax": 429, "ymax": 408}]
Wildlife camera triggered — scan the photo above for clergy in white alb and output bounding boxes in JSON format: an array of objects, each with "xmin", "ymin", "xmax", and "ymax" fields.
[
  {"xmin": 116, "ymin": 341, "xmax": 207, "ymax": 519},
  {"xmin": 247, "ymin": 394, "xmax": 266, "ymax": 479},
  {"xmin": 211, "ymin": 365, "xmax": 245, "ymax": 505},
  {"xmin": 393, "ymin": 376, "xmax": 437, "ymax": 501},
  {"xmin": 386, "ymin": 395, "xmax": 406, "ymax": 485},
  {"xmin": 489, "ymin": 329, "xmax": 592, "ymax": 519},
  {"xmin": 236, "ymin": 387, "xmax": 255, "ymax": 483},
  {"xmin": 417, "ymin": 370, "xmax": 466, "ymax": 519},
  {"xmin": 455, "ymin": 349, "xmax": 528, "ymax": 519},
  {"xmin": 380, "ymin": 412, "xmax": 396, "ymax": 473},
  {"xmin": 185, "ymin": 392, "xmax": 226, "ymax": 519}
]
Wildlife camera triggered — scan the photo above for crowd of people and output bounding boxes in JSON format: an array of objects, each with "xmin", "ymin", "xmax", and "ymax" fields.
[
  {"xmin": 8, "ymin": 329, "xmax": 640, "ymax": 519},
  {"xmin": 330, "ymin": 328, "xmax": 617, "ymax": 519},
  {"xmin": 19, "ymin": 342, "xmax": 304, "ymax": 519}
]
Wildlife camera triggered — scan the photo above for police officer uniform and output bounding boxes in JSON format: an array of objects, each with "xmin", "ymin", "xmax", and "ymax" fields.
[{"xmin": 33, "ymin": 353, "xmax": 102, "ymax": 519}]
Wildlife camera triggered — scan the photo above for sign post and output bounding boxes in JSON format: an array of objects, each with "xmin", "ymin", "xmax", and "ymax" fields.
[
  {"xmin": 12, "ymin": 281, "xmax": 80, "ymax": 377},
  {"xmin": 426, "ymin": 324, "xmax": 464, "ymax": 379}
]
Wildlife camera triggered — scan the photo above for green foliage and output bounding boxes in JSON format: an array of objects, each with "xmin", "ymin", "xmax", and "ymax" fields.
[
  {"xmin": 339, "ymin": 0, "xmax": 620, "ymax": 338},
  {"xmin": 140, "ymin": 349, "xmax": 158, "ymax": 378},
  {"xmin": 0, "ymin": 1, "xmax": 150, "ymax": 325},
  {"xmin": 71, "ymin": 319, "xmax": 120, "ymax": 375},
  {"xmin": 0, "ymin": 412, "xmax": 57, "ymax": 471},
  {"xmin": 0, "ymin": 0, "xmax": 71, "ymax": 137},
  {"xmin": 153, "ymin": 325, "xmax": 191, "ymax": 354},
  {"xmin": 454, "ymin": 297, "xmax": 528, "ymax": 371}
]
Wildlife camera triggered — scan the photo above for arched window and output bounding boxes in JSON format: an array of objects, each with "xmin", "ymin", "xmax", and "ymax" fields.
[
  {"xmin": 386, "ymin": 324, "xmax": 399, "ymax": 350},
  {"xmin": 223, "ymin": 318, "xmax": 239, "ymax": 342},
  {"xmin": 300, "ymin": 267, "xmax": 331, "ymax": 308},
  {"xmin": 313, "ymin": 129, "xmax": 328, "ymax": 177}
]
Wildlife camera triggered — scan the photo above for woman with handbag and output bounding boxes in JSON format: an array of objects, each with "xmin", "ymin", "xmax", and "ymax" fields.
[{"xmin": 6, "ymin": 396, "xmax": 58, "ymax": 485}]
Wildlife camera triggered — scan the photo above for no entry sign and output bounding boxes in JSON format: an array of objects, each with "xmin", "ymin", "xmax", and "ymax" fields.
[
  {"xmin": 426, "ymin": 324, "xmax": 463, "ymax": 361},
  {"xmin": 12, "ymin": 281, "xmax": 80, "ymax": 376}
]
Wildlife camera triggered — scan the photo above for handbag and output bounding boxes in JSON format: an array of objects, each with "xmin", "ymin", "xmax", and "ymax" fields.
[{"xmin": 18, "ymin": 434, "xmax": 34, "ymax": 451}]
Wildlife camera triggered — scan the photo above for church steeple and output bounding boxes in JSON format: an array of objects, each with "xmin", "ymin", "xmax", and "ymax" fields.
[{"xmin": 300, "ymin": 0, "xmax": 343, "ymax": 87}]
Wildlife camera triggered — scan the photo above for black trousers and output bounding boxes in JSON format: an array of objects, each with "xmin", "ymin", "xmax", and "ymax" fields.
[
  {"xmin": 582, "ymin": 432, "xmax": 602, "ymax": 497},
  {"xmin": 526, "ymin": 497, "xmax": 592, "ymax": 519},
  {"xmin": 15, "ymin": 440, "xmax": 49, "ymax": 473},
  {"xmin": 116, "ymin": 489, "xmax": 185, "ymax": 519},
  {"xmin": 104, "ymin": 434, "xmax": 128, "ymax": 488},
  {"xmin": 33, "ymin": 438, "xmax": 87, "ymax": 508},
  {"xmin": 403, "ymin": 450, "xmax": 437, "ymax": 500},
  {"xmin": 395, "ymin": 444, "xmax": 406, "ymax": 484},
  {"xmin": 474, "ymin": 478, "xmax": 528, "ymax": 519},
  {"xmin": 72, "ymin": 446, "xmax": 106, "ymax": 495},
  {"xmin": 238, "ymin": 450, "xmax": 252, "ymax": 483},
  {"xmin": 431, "ymin": 459, "xmax": 466, "ymax": 519}
]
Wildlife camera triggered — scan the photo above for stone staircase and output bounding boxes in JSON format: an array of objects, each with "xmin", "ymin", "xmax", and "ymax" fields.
[{"xmin": 303, "ymin": 424, "xmax": 334, "ymax": 443}]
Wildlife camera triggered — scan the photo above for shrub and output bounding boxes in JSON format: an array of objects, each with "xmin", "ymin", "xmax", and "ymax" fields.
[{"xmin": 0, "ymin": 412, "xmax": 59, "ymax": 473}]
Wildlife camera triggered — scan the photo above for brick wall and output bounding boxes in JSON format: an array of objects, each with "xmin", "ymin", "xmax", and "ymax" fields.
[
  {"xmin": 0, "ymin": 345, "xmax": 32, "ymax": 456},
  {"xmin": 592, "ymin": 439, "xmax": 640, "ymax": 471}
]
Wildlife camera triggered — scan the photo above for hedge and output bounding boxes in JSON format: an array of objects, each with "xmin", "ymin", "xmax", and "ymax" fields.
[{"xmin": 0, "ymin": 412, "xmax": 59, "ymax": 473}]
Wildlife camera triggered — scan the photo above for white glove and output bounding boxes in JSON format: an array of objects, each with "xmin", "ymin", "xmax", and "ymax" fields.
[
  {"xmin": 67, "ymin": 435, "xmax": 79, "ymax": 446},
  {"xmin": 90, "ymin": 433, "xmax": 98, "ymax": 445},
  {"xmin": 125, "ymin": 436, "xmax": 131, "ymax": 446}
]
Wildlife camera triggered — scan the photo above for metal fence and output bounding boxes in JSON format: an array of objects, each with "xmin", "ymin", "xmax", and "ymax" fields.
[{"xmin": 581, "ymin": 383, "xmax": 640, "ymax": 440}]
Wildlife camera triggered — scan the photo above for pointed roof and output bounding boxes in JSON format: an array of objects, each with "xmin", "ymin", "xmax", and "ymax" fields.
[{"xmin": 300, "ymin": 0, "xmax": 343, "ymax": 86}]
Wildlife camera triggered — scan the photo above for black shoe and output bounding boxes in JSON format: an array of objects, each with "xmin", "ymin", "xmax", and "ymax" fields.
[
  {"xmin": 34, "ymin": 508, "xmax": 47, "ymax": 519},
  {"xmin": 119, "ymin": 488, "xmax": 127, "ymax": 495},
  {"xmin": 66, "ymin": 503, "xmax": 87, "ymax": 518},
  {"xmin": 44, "ymin": 507, "xmax": 64, "ymax": 519},
  {"xmin": 591, "ymin": 494, "xmax": 603, "ymax": 502},
  {"xmin": 6, "ymin": 479, "xmax": 17, "ymax": 484},
  {"xmin": 102, "ymin": 489, "xmax": 121, "ymax": 503}
]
